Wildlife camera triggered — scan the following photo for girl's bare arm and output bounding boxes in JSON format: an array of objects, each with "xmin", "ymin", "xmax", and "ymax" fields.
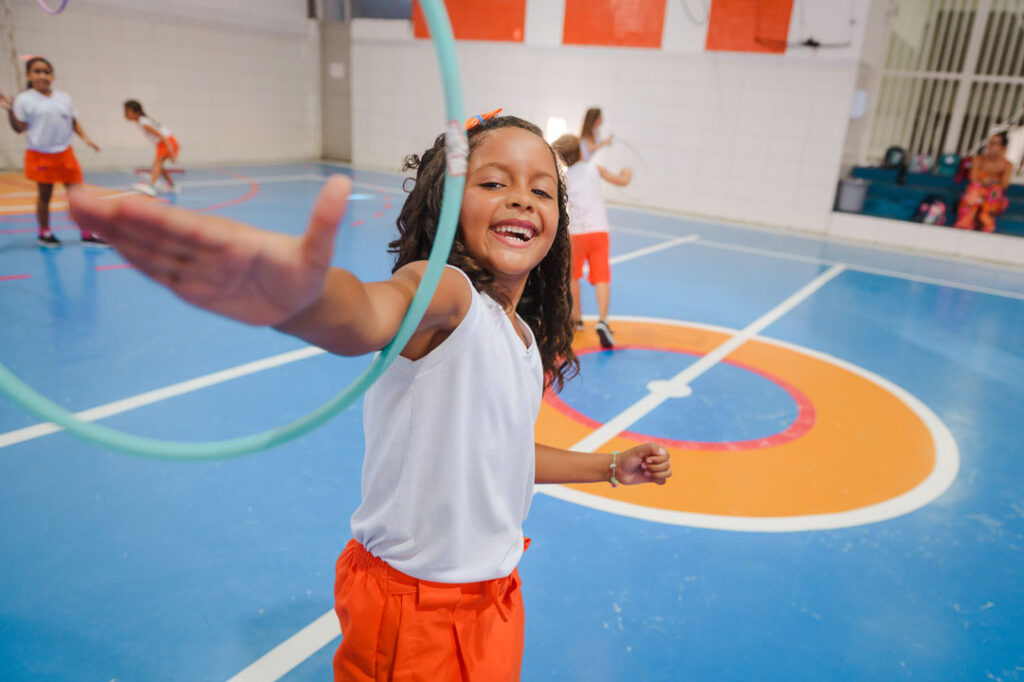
[
  {"xmin": 0, "ymin": 93, "xmax": 28, "ymax": 133},
  {"xmin": 535, "ymin": 442, "xmax": 671, "ymax": 485},
  {"xmin": 69, "ymin": 176, "xmax": 470, "ymax": 356}
]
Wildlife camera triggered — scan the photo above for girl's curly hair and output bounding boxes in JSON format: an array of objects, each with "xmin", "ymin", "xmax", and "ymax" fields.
[{"xmin": 390, "ymin": 115, "xmax": 578, "ymax": 392}]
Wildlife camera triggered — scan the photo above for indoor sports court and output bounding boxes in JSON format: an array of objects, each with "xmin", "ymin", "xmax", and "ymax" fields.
[{"xmin": 2, "ymin": 1, "xmax": 1023, "ymax": 681}]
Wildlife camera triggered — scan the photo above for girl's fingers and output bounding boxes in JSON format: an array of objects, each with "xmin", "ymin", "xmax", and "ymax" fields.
[
  {"xmin": 302, "ymin": 175, "xmax": 350, "ymax": 269},
  {"xmin": 70, "ymin": 189, "xmax": 231, "ymax": 258},
  {"xmin": 643, "ymin": 460, "xmax": 672, "ymax": 473}
]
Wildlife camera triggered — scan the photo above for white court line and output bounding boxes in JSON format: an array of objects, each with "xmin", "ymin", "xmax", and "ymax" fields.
[
  {"xmin": 226, "ymin": 610, "xmax": 340, "ymax": 682},
  {"xmin": 552, "ymin": 264, "xmax": 846, "ymax": 454},
  {"xmin": 350, "ymin": 179, "xmax": 404, "ymax": 195},
  {"xmin": 615, "ymin": 224, "xmax": 1024, "ymax": 302},
  {"xmin": 609, "ymin": 235, "xmax": 697, "ymax": 264},
  {"xmin": 173, "ymin": 174, "xmax": 326, "ymax": 189},
  {"xmin": 139, "ymin": 172, "xmax": 401, "ymax": 197},
  {"xmin": 0, "ymin": 347, "xmax": 325, "ymax": 450}
]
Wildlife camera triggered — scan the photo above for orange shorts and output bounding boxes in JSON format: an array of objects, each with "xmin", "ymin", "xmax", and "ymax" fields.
[
  {"xmin": 156, "ymin": 136, "xmax": 180, "ymax": 161},
  {"xmin": 571, "ymin": 231, "xmax": 611, "ymax": 284},
  {"xmin": 24, "ymin": 147, "xmax": 82, "ymax": 185},
  {"xmin": 333, "ymin": 539, "xmax": 526, "ymax": 682}
]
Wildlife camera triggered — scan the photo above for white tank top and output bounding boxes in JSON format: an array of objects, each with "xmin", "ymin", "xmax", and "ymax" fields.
[
  {"xmin": 351, "ymin": 267, "xmax": 543, "ymax": 582},
  {"xmin": 566, "ymin": 161, "xmax": 610, "ymax": 235},
  {"xmin": 138, "ymin": 115, "xmax": 172, "ymax": 144}
]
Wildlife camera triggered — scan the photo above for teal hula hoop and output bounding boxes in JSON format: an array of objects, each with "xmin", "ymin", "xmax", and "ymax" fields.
[{"xmin": 0, "ymin": 0, "xmax": 466, "ymax": 460}]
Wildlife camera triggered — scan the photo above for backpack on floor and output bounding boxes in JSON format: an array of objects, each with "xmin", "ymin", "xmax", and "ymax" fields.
[{"xmin": 912, "ymin": 195, "xmax": 948, "ymax": 225}]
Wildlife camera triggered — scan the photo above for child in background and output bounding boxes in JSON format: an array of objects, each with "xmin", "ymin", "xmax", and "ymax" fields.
[
  {"xmin": 954, "ymin": 131, "xmax": 1013, "ymax": 232},
  {"xmin": 0, "ymin": 56, "xmax": 104, "ymax": 248},
  {"xmin": 580, "ymin": 106, "xmax": 613, "ymax": 161},
  {"xmin": 68, "ymin": 113, "xmax": 671, "ymax": 682},
  {"xmin": 123, "ymin": 99, "xmax": 180, "ymax": 196},
  {"xmin": 552, "ymin": 133, "xmax": 631, "ymax": 349}
]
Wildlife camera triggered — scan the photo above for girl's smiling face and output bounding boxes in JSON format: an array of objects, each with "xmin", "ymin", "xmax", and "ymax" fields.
[
  {"xmin": 26, "ymin": 61, "xmax": 54, "ymax": 94},
  {"xmin": 459, "ymin": 126, "xmax": 560, "ymax": 301}
]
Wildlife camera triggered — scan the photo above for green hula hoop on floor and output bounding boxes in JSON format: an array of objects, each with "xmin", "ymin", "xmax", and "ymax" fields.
[{"xmin": 0, "ymin": 0, "xmax": 466, "ymax": 460}]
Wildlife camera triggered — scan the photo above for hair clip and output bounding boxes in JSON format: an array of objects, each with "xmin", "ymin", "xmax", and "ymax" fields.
[{"xmin": 464, "ymin": 108, "xmax": 502, "ymax": 130}]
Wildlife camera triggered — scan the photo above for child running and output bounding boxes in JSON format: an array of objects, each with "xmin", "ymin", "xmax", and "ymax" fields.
[
  {"xmin": 552, "ymin": 133, "xmax": 631, "ymax": 349},
  {"xmin": 68, "ymin": 113, "xmax": 672, "ymax": 681},
  {"xmin": 123, "ymin": 99, "xmax": 180, "ymax": 196},
  {"xmin": 1, "ymin": 56, "xmax": 104, "ymax": 248}
]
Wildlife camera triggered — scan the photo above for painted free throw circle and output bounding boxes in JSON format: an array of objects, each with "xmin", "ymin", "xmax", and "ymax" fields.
[{"xmin": 535, "ymin": 317, "xmax": 959, "ymax": 532}]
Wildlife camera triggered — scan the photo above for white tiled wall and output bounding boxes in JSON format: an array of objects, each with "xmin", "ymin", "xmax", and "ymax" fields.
[
  {"xmin": 0, "ymin": 0, "xmax": 320, "ymax": 170},
  {"xmin": 350, "ymin": 23, "xmax": 857, "ymax": 236}
]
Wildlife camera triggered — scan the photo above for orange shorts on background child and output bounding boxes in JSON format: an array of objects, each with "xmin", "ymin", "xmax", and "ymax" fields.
[
  {"xmin": 156, "ymin": 136, "xmax": 180, "ymax": 161},
  {"xmin": 571, "ymin": 231, "xmax": 611, "ymax": 284},
  {"xmin": 333, "ymin": 540, "xmax": 526, "ymax": 682}
]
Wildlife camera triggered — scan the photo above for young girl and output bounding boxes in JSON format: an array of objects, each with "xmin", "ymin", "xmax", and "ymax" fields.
[
  {"xmin": 580, "ymin": 106, "xmax": 613, "ymax": 161},
  {"xmin": 123, "ymin": 99, "xmax": 180, "ymax": 196},
  {"xmin": 0, "ymin": 56, "xmax": 104, "ymax": 248},
  {"xmin": 67, "ymin": 114, "xmax": 671, "ymax": 681},
  {"xmin": 552, "ymin": 134, "xmax": 632, "ymax": 349},
  {"xmin": 954, "ymin": 131, "xmax": 1013, "ymax": 232}
]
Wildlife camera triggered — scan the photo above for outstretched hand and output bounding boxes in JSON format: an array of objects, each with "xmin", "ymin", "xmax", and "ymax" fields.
[
  {"xmin": 615, "ymin": 443, "xmax": 671, "ymax": 485},
  {"xmin": 68, "ymin": 175, "xmax": 352, "ymax": 326}
]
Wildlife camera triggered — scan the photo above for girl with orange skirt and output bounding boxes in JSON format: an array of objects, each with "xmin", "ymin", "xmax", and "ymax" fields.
[{"xmin": 1, "ymin": 56, "xmax": 104, "ymax": 248}]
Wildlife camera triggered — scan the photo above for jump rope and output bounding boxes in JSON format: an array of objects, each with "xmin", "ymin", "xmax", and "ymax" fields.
[{"xmin": 0, "ymin": 0, "xmax": 466, "ymax": 460}]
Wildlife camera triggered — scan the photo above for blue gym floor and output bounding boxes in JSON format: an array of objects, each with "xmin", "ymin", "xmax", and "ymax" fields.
[{"xmin": 2, "ymin": 163, "xmax": 1023, "ymax": 681}]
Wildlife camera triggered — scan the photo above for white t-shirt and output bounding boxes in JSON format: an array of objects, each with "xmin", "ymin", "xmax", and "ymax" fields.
[
  {"xmin": 351, "ymin": 266, "xmax": 543, "ymax": 582},
  {"xmin": 12, "ymin": 89, "xmax": 76, "ymax": 153},
  {"xmin": 137, "ymin": 115, "xmax": 172, "ymax": 144},
  {"xmin": 566, "ymin": 161, "xmax": 610, "ymax": 235},
  {"xmin": 580, "ymin": 132, "xmax": 603, "ymax": 161}
]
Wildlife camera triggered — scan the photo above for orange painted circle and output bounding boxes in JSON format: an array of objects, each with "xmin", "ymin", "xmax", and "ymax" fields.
[{"xmin": 536, "ymin": 319, "xmax": 954, "ymax": 526}]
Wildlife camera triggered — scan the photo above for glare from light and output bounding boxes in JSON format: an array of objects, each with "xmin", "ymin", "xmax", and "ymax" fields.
[{"xmin": 545, "ymin": 116, "xmax": 567, "ymax": 142}]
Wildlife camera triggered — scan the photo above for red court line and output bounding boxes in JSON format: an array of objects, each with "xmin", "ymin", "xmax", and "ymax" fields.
[
  {"xmin": 351, "ymin": 220, "xmax": 365, "ymax": 227},
  {"xmin": 194, "ymin": 170, "xmax": 260, "ymax": 213},
  {"xmin": 0, "ymin": 273, "xmax": 31, "ymax": 281},
  {"xmin": 95, "ymin": 264, "xmax": 136, "ymax": 271}
]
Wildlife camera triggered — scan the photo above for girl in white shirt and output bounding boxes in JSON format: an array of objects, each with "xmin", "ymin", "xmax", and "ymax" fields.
[
  {"xmin": 124, "ymin": 99, "xmax": 180, "ymax": 196},
  {"xmin": 68, "ymin": 113, "xmax": 671, "ymax": 682},
  {"xmin": 580, "ymin": 106, "xmax": 614, "ymax": 161},
  {"xmin": 1, "ymin": 56, "xmax": 103, "ymax": 248}
]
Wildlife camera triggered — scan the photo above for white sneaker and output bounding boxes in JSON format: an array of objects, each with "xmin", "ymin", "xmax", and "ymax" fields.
[
  {"xmin": 154, "ymin": 179, "xmax": 171, "ymax": 193},
  {"xmin": 131, "ymin": 182, "xmax": 156, "ymax": 197}
]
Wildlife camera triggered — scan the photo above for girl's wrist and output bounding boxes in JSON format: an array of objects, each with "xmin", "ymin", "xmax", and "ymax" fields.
[{"xmin": 606, "ymin": 451, "xmax": 620, "ymax": 487}]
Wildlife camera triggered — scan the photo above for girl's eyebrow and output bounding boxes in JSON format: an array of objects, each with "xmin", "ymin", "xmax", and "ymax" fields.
[{"xmin": 473, "ymin": 161, "xmax": 556, "ymax": 183}]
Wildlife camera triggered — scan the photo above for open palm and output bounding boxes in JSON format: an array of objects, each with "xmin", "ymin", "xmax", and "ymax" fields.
[{"xmin": 69, "ymin": 177, "xmax": 351, "ymax": 326}]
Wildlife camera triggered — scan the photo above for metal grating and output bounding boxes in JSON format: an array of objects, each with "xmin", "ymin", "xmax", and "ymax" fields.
[{"xmin": 869, "ymin": 0, "xmax": 1024, "ymax": 163}]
